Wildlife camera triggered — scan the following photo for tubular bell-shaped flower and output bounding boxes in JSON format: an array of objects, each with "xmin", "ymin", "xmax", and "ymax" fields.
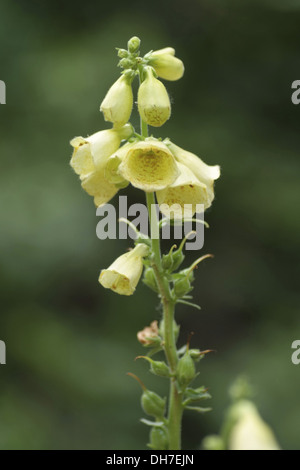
[
  {"xmin": 148, "ymin": 47, "xmax": 184, "ymax": 81},
  {"xmin": 70, "ymin": 124, "xmax": 132, "ymax": 206},
  {"xmin": 138, "ymin": 66, "xmax": 171, "ymax": 127},
  {"xmin": 165, "ymin": 141, "xmax": 220, "ymax": 208},
  {"xmin": 119, "ymin": 138, "xmax": 179, "ymax": 192},
  {"xmin": 70, "ymin": 124, "xmax": 132, "ymax": 176},
  {"xmin": 99, "ymin": 244, "xmax": 149, "ymax": 295},
  {"xmin": 156, "ymin": 162, "xmax": 208, "ymax": 218},
  {"xmin": 100, "ymin": 73, "xmax": 133, "ymax": 128}
]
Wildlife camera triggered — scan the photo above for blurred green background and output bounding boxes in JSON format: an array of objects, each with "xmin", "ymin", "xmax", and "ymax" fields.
[{"xmin": 0, "ymin": 0, "xmax": 299, "ymax": 450}]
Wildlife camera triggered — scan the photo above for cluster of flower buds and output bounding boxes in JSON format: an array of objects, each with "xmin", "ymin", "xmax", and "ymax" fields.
[{"xmin": 130, "ymin": 335, "xmax": 212, "ymax": 449}]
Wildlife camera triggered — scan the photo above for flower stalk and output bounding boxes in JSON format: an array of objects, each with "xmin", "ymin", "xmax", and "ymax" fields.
[{"xmin": 69, "ymin": 36, "xmax": 220, "ymax": 450}]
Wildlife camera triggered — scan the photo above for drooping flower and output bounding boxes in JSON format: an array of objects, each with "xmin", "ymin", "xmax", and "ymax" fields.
[
  {"xmin": 70, "ymin": 125, "xmax": 132, "ymax": 206},
  {"xmin": 138, "ymin": 66, "xmax": 171, "ymax": 127},
  {"xmin": 165, "ymin": 141, "xmax": 220, "ymax": 209},
  {"xmin": 99, "ymin": 244, "xmax": 149, "ymax": 295},
  {"xmin": 100, "ymin": 73, "xmax": 133, "ymax": 128},
  {"xmin": 119, "ymin": 138, "xmax": 179, "ymax": 192},
  {"xmin": 148, "ymin": 47, "xmax": 184, "ymax": 81},
  {"xmin": 156, "ymin": 162, "xmax": 209, "ymax": 218}
]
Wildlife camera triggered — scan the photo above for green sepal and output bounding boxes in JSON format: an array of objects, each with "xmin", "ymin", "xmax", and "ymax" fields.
[{"xmin": 183, "ymin": 386, "xmax": 211, "ymax": 406}]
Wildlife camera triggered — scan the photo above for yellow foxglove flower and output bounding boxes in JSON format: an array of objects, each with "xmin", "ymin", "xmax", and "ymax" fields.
[
  {"xmin": 99, "ymin": 244, "xmax": 149, "ymax": 296},
  {"xmin": 228, "ymin": 400, "xmax": 280, "ymax": 451},
  {"xmin": 149, "ymin": 47, "xmax": 184, "ymax": 81},
  {"xmin": 138, "ymin": 66, "xmax": 171, "ymax": 127},
  {"xmin": 166, "ymin": 141, "xmax": 220, "ymax": 207},
  {"xmin": 119, "ymin": 138, "xmax": 179, "ymax": 192},
  {"xmin": 156, "ymin": 162, "xmax": 208, "ymax": 218},
  {"xmin": 70, "ymin": 124, "xmax": 132, "ymax": 176},
  {"xmin": 100, "ymin": 74, "xmax": 133, "ymax": 128},
  {"xmin": 70, "ymin": 125, "xmax": 132, "ymax": 206}
]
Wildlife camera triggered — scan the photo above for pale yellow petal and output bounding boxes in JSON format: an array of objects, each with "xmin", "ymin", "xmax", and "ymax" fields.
[
  {"xmin": 81, "ymin": 170, "xmax": 119, "ymax": 206},
  {"xmin": 157, "ymin": 163, "xmax": 209, "ymax": 218}
]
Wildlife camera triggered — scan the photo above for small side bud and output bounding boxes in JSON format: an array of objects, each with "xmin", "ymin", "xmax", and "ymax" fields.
[
  {"xmin": 136, "ymin": 356, "xmax": 170, "ymax": 378},
  {"xmin": 177, "ymin": 352, "xmax": 196, "ymax": 389},
  {"xmin": 128, "ymin": 36, "xmax": 141, "ymax": 53},
  {"xmin": 173, "ymin": 275, "xmax": 193, "ymax": 298},
  {"xmin": 119, "ymin": 58, "xmax": 134, "ymax": 69},
  {"xmin": 117, "ymin": 48, "xmax": 129, "ymax": 58},
  {"xmin": 143, "ymin": 267, "xmax": 158, "ymax": 292},
  {"xmin": 141, "ymin": 389, "xmax": 166, "ymax": 419}
]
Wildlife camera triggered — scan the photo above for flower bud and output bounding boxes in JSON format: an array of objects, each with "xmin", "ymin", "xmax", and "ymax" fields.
[
  {"xmin": 128, "ymin": 36, "xmax": 141, "ymax": 53},
  {"xmin": 149, "ymin": 48, "xmax": 184, "ymax": 81},
  {"xmin": 117, "ymin": 48, "xmax": 129, "ymax": 59},
  {"xmin": 138, "ymin": 66, "xmax": 171, "ymax": 127},
  {"xmin": 143, "ymin": 267, "xmax": 158, "ymax": 292},
  {"xmin": 119, "ymin": 138, "xmax": 179, "ymax": 192},
  {"xmin": 137, "ymin": 356, "xmax": 170, "ymax": 377},
  {"xmin": 100, "ymin": 74, "xmax": 133, "ymax": 128},
  {"xmin": 141, "ymin": 389, "xmax": 166, "ymax": 418},
  {"xmin": 173, "ymin": 275, "xmax": 193, "ymax": 298},
  {"xmin": 99, "ymin": 244, "xmax": 149, "ymax": 296},
  {"xmin": 162, "ymin": 245, "xmax": 185, "ymax": 272},
  {"xmin": 165, "ymin": 141, "xmax": 220, "ymax": 210},
  {"xmin": 119, "ymin": 58, "xmax": 134, "ymax": 69},
  {"xmin": 149, "ymin": 427, "xmax": 169, "ymax": 450},
  {"xmin": 177, "ymin": 351, "xmax": 196, "ymax": 389}
]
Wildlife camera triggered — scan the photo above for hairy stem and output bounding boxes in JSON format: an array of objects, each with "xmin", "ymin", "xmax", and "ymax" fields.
[{"xmin": 140, "ymin": 132, "xmax": 182, "ymax": 450}]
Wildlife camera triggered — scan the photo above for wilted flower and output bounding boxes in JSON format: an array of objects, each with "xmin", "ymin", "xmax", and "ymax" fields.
[
  {"xmin": 137, "ymin": 320, "xmax": 159, "ymax": 346},
  {"xmin": 228, "ymin": 400, "xmax": 280, "ymax": 451},
  {"xmin": 119, "ymin": 138, "xmax": 179, "ymax": 192},
  {"xmin": 138, "ymin": 66, "xmax": 171, "ymax": 127},
  {"xmin": 148, "ymin": 47, "xmax": 184, "ymax": 81},
  {"xmin": 100, "ymin": 73, "xmax": 133, "ymax": 128},
  {"xmin": 70, "ymin": 125, "xmax": 132, "ymax": 206},
  {"xmin": 99, "ymin": 244, "xmax": 149, "ymax": 295},
  {"xmin": 156, "ymin": 162, "xmax": 209, "ymax": 219},
  {"xmin": 165, "ymin": 141, "xmax": 220, "ymax": 208}
]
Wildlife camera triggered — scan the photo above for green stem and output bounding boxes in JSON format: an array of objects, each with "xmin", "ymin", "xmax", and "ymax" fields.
[
  {"xmin": 145, "ymin": 192, "xmax": 183, "ymax": 449},
  {"xmin": 138, "ymin": 67, "xmax": 182, "ymax": 449},
  {"xmin": 140, "ymin": 140, "xmax": 181, "ymax": 449}
]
